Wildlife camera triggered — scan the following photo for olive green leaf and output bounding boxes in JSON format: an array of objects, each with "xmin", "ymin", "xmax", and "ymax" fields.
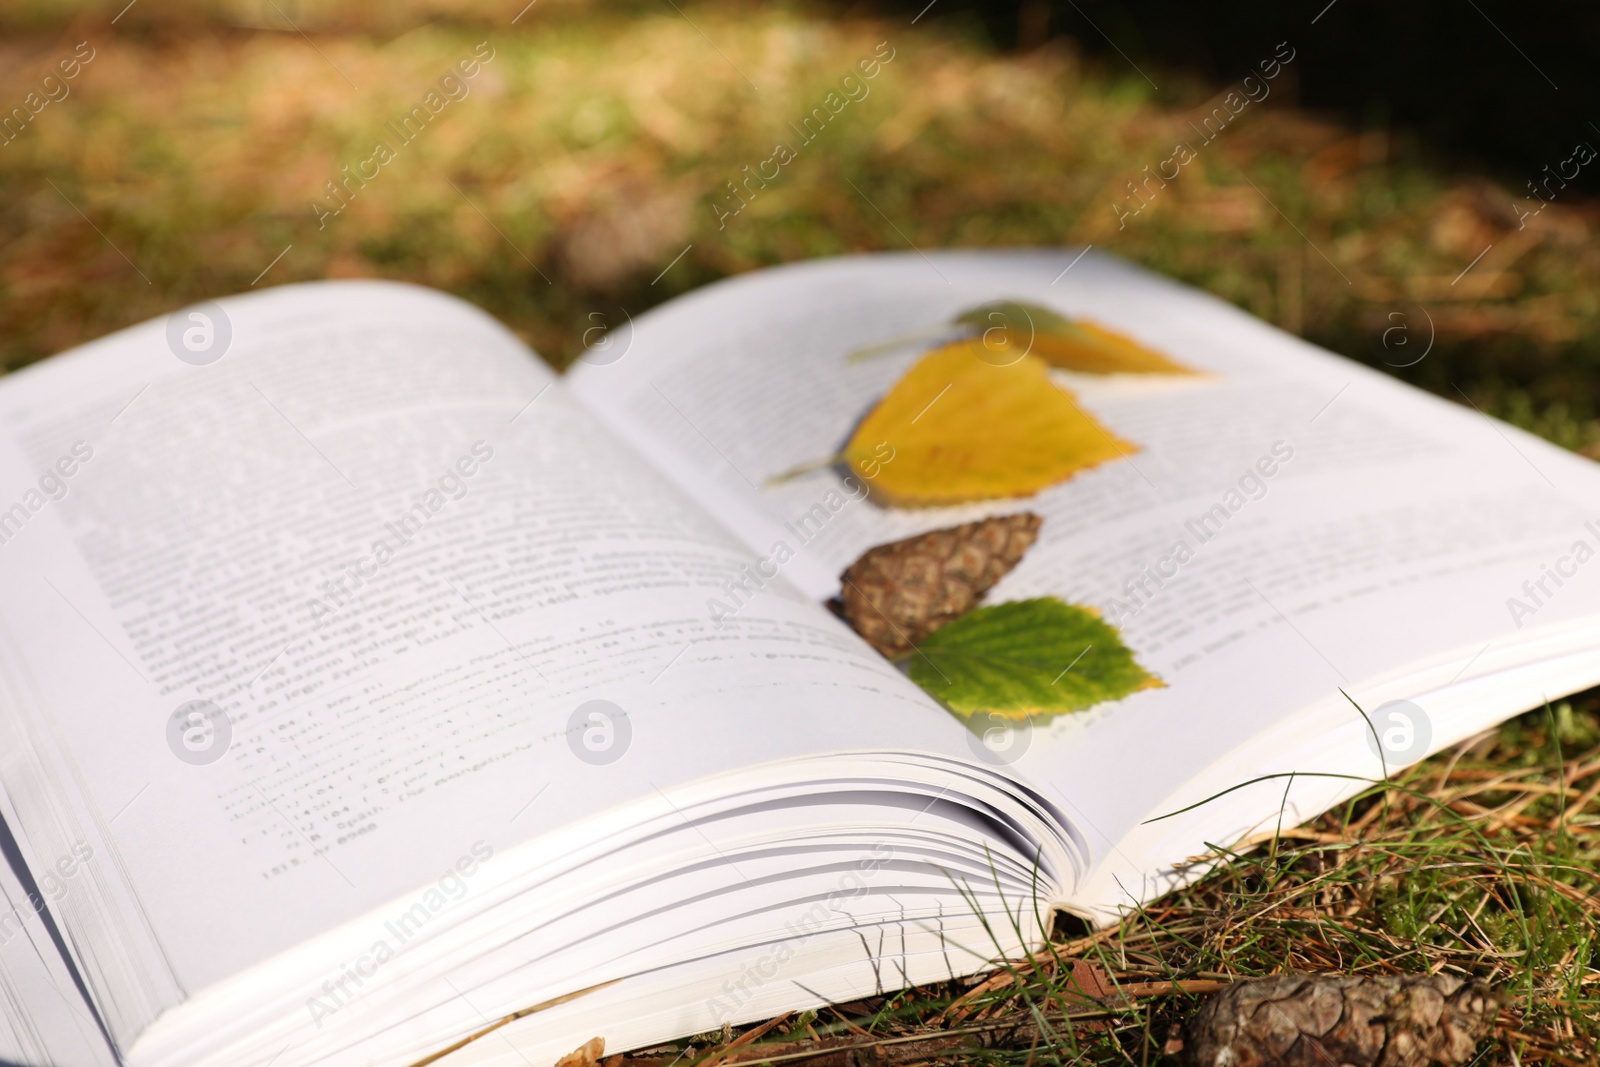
[
  {"xmin": 953, "ymin": 300, "xmax": 1196, "ymax": 375},
  {"xmin": 953, "ymin": 299, "xmax": 1078, "ymax": 337},
  {"xmin": 907, "ymin": 597, "xmax": 1161, "ymax": 721}
]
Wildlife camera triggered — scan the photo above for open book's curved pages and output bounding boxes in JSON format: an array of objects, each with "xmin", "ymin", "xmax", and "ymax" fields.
[{"xmin": 0, "ymin": 250, "xmax": 1596, "ymax": 1066}]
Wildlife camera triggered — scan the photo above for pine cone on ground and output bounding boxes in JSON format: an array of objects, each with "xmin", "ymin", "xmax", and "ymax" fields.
[
  {"xmin": 837, "ymin": 513, "xmax": 1043, "ymax": 657},
  {"xmin": 1181, "ymin": 974, "xmax": 1500, "ymax": 1067}
]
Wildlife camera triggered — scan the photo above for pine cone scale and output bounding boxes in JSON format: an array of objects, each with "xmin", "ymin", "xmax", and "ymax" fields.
[{"xmin": 1182, "ymin": 974, "xmax": 1500, "ymax": 1067}]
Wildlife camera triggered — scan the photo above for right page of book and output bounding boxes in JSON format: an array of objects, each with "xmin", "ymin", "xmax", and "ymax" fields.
[{"xmin": 567, "ymin": 249, "xmax": 1600, "ymax": 911}]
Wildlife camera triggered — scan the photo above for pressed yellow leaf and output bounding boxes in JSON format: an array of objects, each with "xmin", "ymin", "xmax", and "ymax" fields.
[
  {"xmin": 844, "ymin": 340, "xmax": 1136, "ymax": 507},
  {"xmin": 955, "ymin": 301, "xmax": 1196, "ymax": 375}
]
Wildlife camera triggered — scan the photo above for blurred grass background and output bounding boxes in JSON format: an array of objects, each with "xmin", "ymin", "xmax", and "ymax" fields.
[
  {"xmin": 2, "ymin": 0, "xmax": 1597, "ymax": 454},
  {"xmin": 6, "ymin": 3, "xmax": 1600, "ymax": 1061}
]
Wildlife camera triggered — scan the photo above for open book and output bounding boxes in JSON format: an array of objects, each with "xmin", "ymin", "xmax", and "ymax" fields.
[{"xmin": 2, "ymin": 250, "xmax": 1598, "ymax": 1067}]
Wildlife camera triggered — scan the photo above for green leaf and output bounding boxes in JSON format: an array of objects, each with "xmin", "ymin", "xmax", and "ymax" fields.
[
  {"xmin": 908, "ymin": 597, "xmax": 1160, "ymax": 721},
  {"xmin": 953, "ymin": 300, "xmax": 1197, "ymax": 376},
  {"xmin": 953, "ymin": 299, "xmax": 1075, "ymax": 337}
]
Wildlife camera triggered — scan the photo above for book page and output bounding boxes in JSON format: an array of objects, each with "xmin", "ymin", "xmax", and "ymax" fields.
[
  {"xmin": 0, "ymin": 809, "xmax": 116, "ymax": 1067},
  {"xmin": 567, "ymin": 249, "xmax": 1600, "ymax": 907},
  {"xmin": 0, "ymin": 281, "xmax": 987, "ymax": 1048}
]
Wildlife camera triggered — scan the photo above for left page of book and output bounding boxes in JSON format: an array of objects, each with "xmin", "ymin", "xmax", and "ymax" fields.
[{"xmin": 0, "ymin": 280, "xmax": 985, "ymax": 1054}]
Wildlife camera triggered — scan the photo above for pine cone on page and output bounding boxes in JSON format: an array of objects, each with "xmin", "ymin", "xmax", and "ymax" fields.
[
  {"xmin": 1179, "ymin": 974, "xmax": 1500, "ymax": 1067},
  {"xmin": 837, "ymin": 512, "xmax": 1043, "ymax": 658}
]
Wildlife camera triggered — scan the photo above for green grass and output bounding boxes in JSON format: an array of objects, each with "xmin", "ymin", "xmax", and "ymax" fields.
[{"xmin": 5, "ymin": 2, "xmax": 1600, "ymax": 1062}]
